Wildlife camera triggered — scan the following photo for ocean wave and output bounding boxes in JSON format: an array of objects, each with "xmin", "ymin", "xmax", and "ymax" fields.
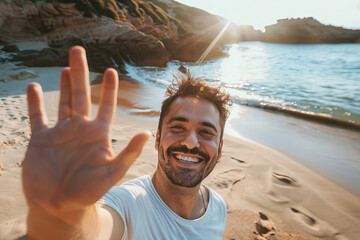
[
  {"xmin": 231, "ymin": 96, "xmax": 360, "ymax": 131},
  {"xmin": 122, "ymin": 42, "xmax": 360, "ymax": 131}
]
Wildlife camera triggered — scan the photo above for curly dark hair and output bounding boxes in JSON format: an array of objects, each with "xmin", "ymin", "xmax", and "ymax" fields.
[{"xmin": 158, "ymin": 71, "xmax": 232, "ymax": 140}]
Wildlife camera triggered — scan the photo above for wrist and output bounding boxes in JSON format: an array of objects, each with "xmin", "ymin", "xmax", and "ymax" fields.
[{"xmin": 27, "ymin": 205, "xmax": 99, "ymax": 239}]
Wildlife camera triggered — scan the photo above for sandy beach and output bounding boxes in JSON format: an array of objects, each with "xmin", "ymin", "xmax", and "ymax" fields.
[{"xmin": 1, "ymin": 45, "xmax": 360, "ymax": 239}]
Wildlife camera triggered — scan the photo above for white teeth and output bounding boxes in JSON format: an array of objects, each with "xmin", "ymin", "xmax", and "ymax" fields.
[{"xmin": 175, "ymin": 155, "xmax": 200, "ymax": 163}]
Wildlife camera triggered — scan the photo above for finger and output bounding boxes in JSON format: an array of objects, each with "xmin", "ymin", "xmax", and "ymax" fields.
[
  {"xmin": 27, "ymin": 83, "xmax": 48, "ymax": 133},
  {"xmin": 58, "ymin": 67, "xmax": 72, "ymax": 121},
  {"xmin": 96, "ymin": 68, "xmax": 118, "ymax": 124},
  {"xmin": 69, "ymin": 46, "xmax": 91, "ymax": 117},
  {"xmin": 110, "ymin": 131, "xmax": 151, "ymax": 183}
]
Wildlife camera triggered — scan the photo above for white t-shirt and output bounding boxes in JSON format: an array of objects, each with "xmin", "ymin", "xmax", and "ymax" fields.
[{"xmin": 99, "ymin": 175, "xmax": 227, "ymax": 240}]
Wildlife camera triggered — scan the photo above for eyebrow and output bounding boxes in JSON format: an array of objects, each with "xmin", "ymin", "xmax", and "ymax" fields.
[
  {"xmin": 167, "ymin": 117, "xmax": 187, "ymax": 124},
  {"xmin": 201, "ymin": 122, "xmax": 218, "ymax": 133},
  {"xmin": 167, "ymin": 117, "xmax": 218, "ymax": 133}
]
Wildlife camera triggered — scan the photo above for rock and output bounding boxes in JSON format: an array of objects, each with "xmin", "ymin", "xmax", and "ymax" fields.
[
  {"xmin": 0, "ymin": 0, "xmax": 226, "ymax": 68},
  {"xmin": 1, "ymin": 44, "xmax": 20, "ymax": 52},
  {"xmin": 48, "ymin": 36, "xmax": 84, "ymax": 49},
  {"xmin": 35, "ymin": 15, "xmax": 169, "ymax": 70},
  {"xmin": 0, "ymin": 38, "xmax": 9, "ymax": 45},
  {"xmin": 178, "ymin": 65, "xmax": 187, "ymax": 74},
  {"xmin": 11, "ymin": 48, "xmax": 68, "ymax": 67},
  {"xmin": 11, "ymin": 50, "xmax": 40, "ymax": 62},
  {"xmin": 85, "ymin": 44, "xmax": 126, "ymax": 74},
  {"xmin": 11, "ymin": 69, "xmax": 39, "ymax": 81},
  {"xmin": 263, "ymin": 17, "xmax": 360, "ymax": 44},
  {"xmin": 28, "ymin": 48, "xmax": 68, "ymax": 67},
  {"xmin": 170, "ymin": 33, "xmax": 229, "ymax": 62},
  {"xmin": 110, "ymin": 28, "xmax": 169, "ymax": 67},
  {"xmin": 0, "ymin": 69, "xmax": 38, "ymax": 82},
  {"xmin": 91, "ymin": 72, "xmax": 137, "ymax": 85},
  {"xmin": 235, "ymin": 25, "xmax": 263, "ymax": 42}
]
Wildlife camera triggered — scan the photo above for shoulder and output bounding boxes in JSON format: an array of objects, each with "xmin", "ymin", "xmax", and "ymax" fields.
[
  {"xmin": 207, "ymin": 186, "xmax": 227, "ymax": 221},
  {"xmin": 99, "ymin": 175, "xmax": 152, "ymax": 207},
  {"xmin": 118, "ymin": 175, "xmax": 152, "ymax": 196},
  {"xmin": 208, "ymin": 187, "xmax": 226, "ymax": 207}
]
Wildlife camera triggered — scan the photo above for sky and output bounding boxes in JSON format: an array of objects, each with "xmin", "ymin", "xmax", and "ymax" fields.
[{"xmin": 176, "ymin": 0, "xmax": 360, "ymax": 31}]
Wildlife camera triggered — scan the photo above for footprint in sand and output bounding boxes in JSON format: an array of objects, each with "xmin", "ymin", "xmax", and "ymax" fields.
[
  {"xmin": 230, "ymin": 156, "xmax": 251, "ymax": 167},
  {"xmin": 290, "ymin": 207, "xmax": 339, "ymax": 238},
  {"xmin": 272, "ymin": 172, "xmax": 299, "ymax": 187},
  {"xmin": 291, "ymin": 208, "xmax": 316, "ymax": 226},
  {"xmin": 263, "ymin": 169, "xmax": 291, "ymax": 204},
  {"xmin": 254, "ymin": 212, "xmax": 277, "ymax": 240},
  {"xmin": 209, "ymin": 169, "xmax": 245, "ymax": 209},
  {"xmin": 212, "ymin": 169, "xmax": 245, "ymax": 189}
]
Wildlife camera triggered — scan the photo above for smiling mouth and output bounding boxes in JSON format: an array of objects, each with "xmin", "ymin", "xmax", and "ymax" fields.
[{"xmin": 173, "ymin": 154, "xmax": 201, "ymax": 163}]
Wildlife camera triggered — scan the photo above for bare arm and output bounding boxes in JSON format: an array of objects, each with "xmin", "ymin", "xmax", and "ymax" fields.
[{"xmin": 23, "ymin": 46, "xmax": 149, "ymax": 239}]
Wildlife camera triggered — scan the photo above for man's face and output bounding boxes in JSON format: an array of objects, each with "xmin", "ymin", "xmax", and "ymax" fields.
[{"xmin": 155, "ymin": 96, "xmax": 223, "ymax": 188}]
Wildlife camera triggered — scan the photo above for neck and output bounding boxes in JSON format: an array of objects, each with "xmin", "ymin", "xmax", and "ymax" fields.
[{"xmin": 151, "ymin": 168, "xmax": 206, "ymax": 220}]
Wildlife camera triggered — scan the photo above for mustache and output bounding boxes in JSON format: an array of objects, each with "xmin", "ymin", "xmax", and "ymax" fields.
[{"xmin": 167, "ymin": 146, "xmax": 209, "ymax": 161}]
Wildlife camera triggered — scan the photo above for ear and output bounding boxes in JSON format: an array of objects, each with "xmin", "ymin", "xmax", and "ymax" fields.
[
  {"xmin": 217, "ymin": 139, "xmax": 223, "ymax": 161},
  {"xmin": 155, "ymin": 129, "xmax": 160, "ymax": 150}
]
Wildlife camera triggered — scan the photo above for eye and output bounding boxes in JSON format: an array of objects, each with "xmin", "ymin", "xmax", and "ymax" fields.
[
  {"xmin": 201, "ymin": 129, "xmax": 214, "ymax": 136},
  {"xmin": 170, "ymin": 125, "xmax": 185, "ymax": 131}
]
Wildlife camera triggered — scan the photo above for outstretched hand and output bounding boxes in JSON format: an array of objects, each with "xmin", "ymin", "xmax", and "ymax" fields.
[{"xmin": 22, "ymin": 46, "xmax": 150, "ymax": 225}]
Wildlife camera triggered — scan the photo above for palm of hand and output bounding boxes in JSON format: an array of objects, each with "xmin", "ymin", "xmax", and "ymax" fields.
[
  {"xmin": 24, "ymin": 118, "xmax": 113, "ymax": 210},
  {"xmin": 23, "ymin": 47, "xmax": 149, "ymax": 219}
]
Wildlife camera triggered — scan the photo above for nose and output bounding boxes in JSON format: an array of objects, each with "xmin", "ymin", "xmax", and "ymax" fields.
[{"xmin": 181, "ymin": 131, "xmax": 200, "ymax": 149}]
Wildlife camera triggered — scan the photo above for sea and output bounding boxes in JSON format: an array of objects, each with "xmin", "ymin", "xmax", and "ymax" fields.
[{"xmin": 125, "ymin": 42, "xmax": 360, "ymax": 128}]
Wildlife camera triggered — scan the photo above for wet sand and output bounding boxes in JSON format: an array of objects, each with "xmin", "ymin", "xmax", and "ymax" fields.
[{"xmin": 227, "ymin": 104, "xmax": 360, "ymax": 195}]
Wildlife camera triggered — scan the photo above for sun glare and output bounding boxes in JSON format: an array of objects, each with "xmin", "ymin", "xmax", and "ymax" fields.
[
  {"xmin": 219, "ymin": 43, "xmax": 270, "ymax": 84},
  {"xmin": 196, "ymin": 20, "xmax": 232, "ymax": 65}
]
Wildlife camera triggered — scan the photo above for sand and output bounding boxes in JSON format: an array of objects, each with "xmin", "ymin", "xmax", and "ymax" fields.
[
  {"xmin": 226, "ymin": 104, "xmax": 360, "ymax": 195},
  {"xmin": 1, "ymin": 53, "xmax": 360, "ymax": 240}
]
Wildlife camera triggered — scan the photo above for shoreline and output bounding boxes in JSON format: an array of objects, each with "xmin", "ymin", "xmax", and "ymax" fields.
[
  {"xmin": 226, "ymin": 104, "xmax": 360, "ymax": 196},
  {"xmin": 3, "ymin": 41, "xmax": 360, "ymax": 130},
  {"xmin": 1, "ymin": 64, "xmax": 360, "ymax": 239},
  {"xmin": 239, "ymin": 102, "xmax": 360, "ymax": 131}
]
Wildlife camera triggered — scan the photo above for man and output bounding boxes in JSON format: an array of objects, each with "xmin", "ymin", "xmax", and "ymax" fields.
[{"xmin": 23, "ymin": 46, "xmax": 232, "ymax": 239}]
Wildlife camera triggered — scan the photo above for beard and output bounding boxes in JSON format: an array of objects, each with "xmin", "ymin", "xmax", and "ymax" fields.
[{"xmin": 158, "ymin": 145, "xmax": 215, "ymax": 188}]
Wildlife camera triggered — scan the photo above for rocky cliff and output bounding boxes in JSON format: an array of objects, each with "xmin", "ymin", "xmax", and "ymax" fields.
[
  {"xmin": 0, "ymin": 0, "xmax": 241, "ymax": 72},
  {"xmin": 0, "ymin": 1, "xmax": 359, "ymax": 73},
  {"xmin": 262, "ymin": 17, "xmax": 360, "ymax": 44}
]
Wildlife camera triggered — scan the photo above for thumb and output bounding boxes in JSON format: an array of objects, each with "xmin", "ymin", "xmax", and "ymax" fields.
[{"xmin": 110, "ymin": 131, "xmax": 151, "ymax": 183}]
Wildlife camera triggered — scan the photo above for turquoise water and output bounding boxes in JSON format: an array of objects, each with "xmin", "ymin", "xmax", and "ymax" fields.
[{"xmin": 126, "ymin": 42, "xmax": 360, "ymax": 128}]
